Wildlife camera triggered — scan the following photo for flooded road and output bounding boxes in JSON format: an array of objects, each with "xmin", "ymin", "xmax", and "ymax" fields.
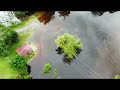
[{"xmin": 27, "ymin": 11, "xmax": 120, "ymax": 78}]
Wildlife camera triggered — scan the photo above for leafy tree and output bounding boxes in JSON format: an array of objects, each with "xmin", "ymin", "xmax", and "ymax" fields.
[
  {"xmin": 9, "ymin": 55, "xmax": 28, "ymax": 75},
  {"xmin": 0, "ymin": 27, "xmax": 18, "ymax": 56},
  {"xmin": 42, "ymin": 63, "xmax": 51, "ymax": 74},
  {"xmin": 55, "ymin": 33, "xmax": 83, "ymax": 60}
]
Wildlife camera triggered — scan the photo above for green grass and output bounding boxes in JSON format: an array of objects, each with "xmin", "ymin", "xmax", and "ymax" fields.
[
  {"xmin": 0, "ymin": 58, "xmax": 18, "ymax": 79},
  {"xmin": 9, "ymin": 29, "xmax": 33, "ymax": 59},
  {"xmin": 0, "ymin": 29, "xmax": 33, "ymax": 79},
  {"xmin": 7, "ymin": 15, "xmax": 37, "ymax": 31}
]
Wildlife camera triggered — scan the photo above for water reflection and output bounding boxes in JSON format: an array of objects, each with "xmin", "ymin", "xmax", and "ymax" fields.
[
  {"xmin": 37, "ymin": 11, "xmax": 71, "ymax": 25},
  {"xmin": 56, "ymin": 47, "xmax": 82, "ymax": 65},
  {"xmin": 28, "ymin": 11, "xmax": 120, "ymax": 78}
]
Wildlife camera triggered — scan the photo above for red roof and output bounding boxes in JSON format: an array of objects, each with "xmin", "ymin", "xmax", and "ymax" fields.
[{"xmin": 16, "ymin": 43, "xmax": 32, "ymax": 56}]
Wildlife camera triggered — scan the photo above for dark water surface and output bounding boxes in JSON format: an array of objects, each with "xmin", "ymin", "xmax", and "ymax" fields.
[{"xmin": 27, "ymin": 11, "xmax": 120, "ymax": 79}]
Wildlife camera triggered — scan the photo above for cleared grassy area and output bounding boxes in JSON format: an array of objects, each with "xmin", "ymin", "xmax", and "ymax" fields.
[
  {"xmin": 0, "ymin": 57, "xmax": 18, "ymax": 79},
  {"xmin": 7, "ymin": 15, "xmax": 37, "ymax": 31},
  {"xmin": 0, "ymin": 29, "xmax": 33, "ymax": 79}
]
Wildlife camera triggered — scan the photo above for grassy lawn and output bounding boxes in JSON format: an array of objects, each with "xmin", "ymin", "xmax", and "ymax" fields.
[
  {"xmin": 7, "ymin": 15, "xmax": 37, "ymax": 31},
  {"xmin": 0, "ymin": 29, "xmax": 33, "ymax": 79}
]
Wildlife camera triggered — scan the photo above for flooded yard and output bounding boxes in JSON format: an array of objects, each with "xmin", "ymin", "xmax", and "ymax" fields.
[{"xmin": 27, "ymin": 11, "xmax": 120, "ymax": 79}]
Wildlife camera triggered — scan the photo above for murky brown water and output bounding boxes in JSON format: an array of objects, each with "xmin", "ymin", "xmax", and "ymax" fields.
[{"xmin": 27, "ymin": 11, "xmax": 120, "ymax": 79}]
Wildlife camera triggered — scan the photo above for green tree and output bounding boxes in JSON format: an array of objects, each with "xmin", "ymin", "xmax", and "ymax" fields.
[
  {"xmin": 0, "ymin": 27, "xmax": 18, "ymax": 56},
  {"xmin": 9, "ymin": 55, "xmax": 28, "ymax": 76},
  {"xmin": 42, "ymin": 63, "xmax": 51, "ymax": 74},
  {"xmin": 55, "ymin": 33, "xmax": 83, "ymax": 60}
]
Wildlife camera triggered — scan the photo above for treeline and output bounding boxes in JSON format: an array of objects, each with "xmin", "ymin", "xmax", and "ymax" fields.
[{"xmin": 0, "ymin": 26, "xmax": 18, "ymax": 56}]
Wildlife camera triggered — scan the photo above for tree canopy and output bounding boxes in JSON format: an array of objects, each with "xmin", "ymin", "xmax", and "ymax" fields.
[
  {"xmin": 0, "ymin": 26, "xmax": 18, "ymax": 56},
  {"xmin": 55, "ymin": 33, "xmax": 83, "ymax": 60},
  {"xmin": 9, "ymin": 55, "xmax": 28, "ymax": 76}
]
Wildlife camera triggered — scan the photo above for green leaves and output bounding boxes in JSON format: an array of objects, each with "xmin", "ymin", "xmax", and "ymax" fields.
[
  {"xmin": 42, "ymin": 63, "xmax": 51, "ymax": 74},
  {"xmin": 55, "ymin": 33, "xmax": 83, "ymax": 60},
  {"xmin": 0, "ymin": 27, "xmax": 18, "ymax": 56},
  {"xmin": 114, "ymin": 75, "xmax": 120, "ymax": 79},
  {"xmin": 9, "ymin": 55, "xmax": 28, "ymax": 76}
]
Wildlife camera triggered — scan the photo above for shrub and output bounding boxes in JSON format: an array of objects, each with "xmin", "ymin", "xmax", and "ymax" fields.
[
  {"xmin": 55, "ymin": 33, "xmax": 83, "ymax": 60},
  {"xmin": 28, "ymin": 51, "xmax": 35, "ymax": 58},
  {"xmin": 43, "ymin": 63, "xmax": 51, "ymax": 74},
  {"xmin": 0, "ymin": 27, "xmax": 18, "ymax": 56},
  {"xmin": 9, "ymin": 55, "xmax": 28, "ymax": 75},
  {"xmin": 114, "ymin": 75, "xmax": 120, "ymax": 79}
]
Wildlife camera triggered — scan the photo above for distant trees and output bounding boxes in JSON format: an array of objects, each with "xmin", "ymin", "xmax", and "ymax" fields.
[
  {"xmin": 55, "ymin": 33, "xmax": 83, "ymax": 60},
  {"xmin": 0, "ymin": 26, "xmax": 18, "ymax": 56}
]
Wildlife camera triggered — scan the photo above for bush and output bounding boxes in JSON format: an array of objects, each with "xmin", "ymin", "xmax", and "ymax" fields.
[
  {"xmin": 9, "ymin": 55, "xmax": 28, "ymax": 75},
  {"xmin": 114, "ymin": 75, "xmax": 120, "ymax": 79},
  {"xmin": 55, "ymin": 33, "xmax": 83, "ymax": 60},
  {"xmin": 43, "ymin": 63, "xmax": 51, "ymax": 74},
  {"xmin": 28, "ymin": 51, "xmax": 35, "ymax": 58},
  {"xmin": 0, "ymin": 27, "xmax": 18, "ymax": 56}
]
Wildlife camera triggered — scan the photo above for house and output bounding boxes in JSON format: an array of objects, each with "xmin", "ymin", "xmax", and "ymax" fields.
[{"xmin": 16, "ymin": 43, "xmax": 33, "ymax": 57}]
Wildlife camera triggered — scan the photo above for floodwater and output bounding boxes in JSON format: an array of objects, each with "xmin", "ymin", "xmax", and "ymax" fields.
[{"xmin": 27, "ymin": 11, "xmax": 120, "ymax": 79}]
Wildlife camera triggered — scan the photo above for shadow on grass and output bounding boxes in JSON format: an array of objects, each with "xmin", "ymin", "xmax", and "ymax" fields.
[{"xmin": 56, "ymin": 47, "xmax": 82, "ymax": 65}]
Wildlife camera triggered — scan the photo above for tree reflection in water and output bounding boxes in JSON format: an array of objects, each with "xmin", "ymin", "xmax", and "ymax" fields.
[
  {"xmin": 91, "ymin": 11, "xmax": 116, "ymax": 16},
  {"xmin": 37, "ymin": 11, "xmax": 71, "ymax": 24}
]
